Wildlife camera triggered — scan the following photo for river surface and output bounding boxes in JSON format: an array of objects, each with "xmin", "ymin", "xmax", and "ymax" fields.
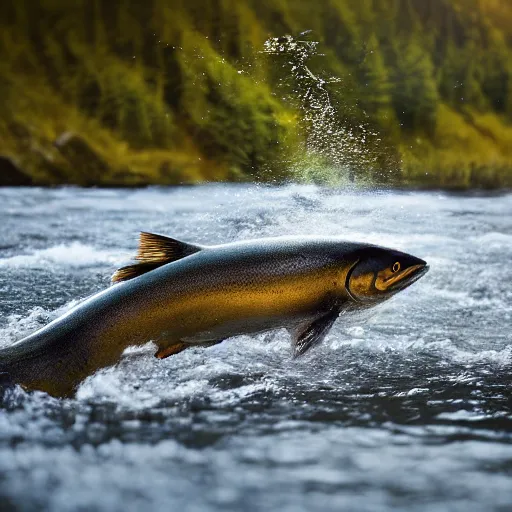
[{"xmin": 0, "ymin": 185, "xmax": 511, "ymax": 512}]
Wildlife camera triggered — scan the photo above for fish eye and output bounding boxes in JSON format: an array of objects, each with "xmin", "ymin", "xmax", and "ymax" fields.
[{"xmin": 392, "ymin": 262, "xmax": 401, "ymax": 273}]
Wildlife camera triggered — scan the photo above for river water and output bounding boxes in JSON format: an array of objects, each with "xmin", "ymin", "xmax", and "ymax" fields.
[{"xmin": 0, "ymin": 185, "xmax": 511, "ymax": 512}]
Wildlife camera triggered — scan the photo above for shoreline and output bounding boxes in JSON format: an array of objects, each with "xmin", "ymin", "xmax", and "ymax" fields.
[{"xmin": 0, "ymin": 182, "xmax": 510, "ymax": 194}]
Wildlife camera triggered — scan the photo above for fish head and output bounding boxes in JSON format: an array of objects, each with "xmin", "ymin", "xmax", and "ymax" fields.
[{"xmin": 346, "ymin": 246, "xmax": 428, "ymax": 303}]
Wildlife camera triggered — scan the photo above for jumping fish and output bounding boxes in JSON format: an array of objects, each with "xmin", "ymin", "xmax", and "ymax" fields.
[{"xmin": 0, "ymin": 234, "xmax": 428, "ymax": 397}]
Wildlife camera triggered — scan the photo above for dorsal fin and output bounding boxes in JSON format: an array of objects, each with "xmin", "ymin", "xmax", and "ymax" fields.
[
  {"xmin": 136, "ymin": 232, "xmax": 203, "ymax": 263},
  {"xmin": 111, "ymin": 232, "xmax": 203, "ymax": 284}
]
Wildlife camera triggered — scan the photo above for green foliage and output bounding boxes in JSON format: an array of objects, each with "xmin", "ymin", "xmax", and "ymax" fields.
[
  {"xmin": 357, "ymin": 34, "xmax": 393, "ymax": 121},
  {"xmin": 389, "ymin": 38, "xmax": 439, "ymax": 135},
  {"xmin": 0, "ymin": 0, "xmax": 512, "ymax": 187},
  {"xmin": 175, "ymin": 33, "xmax": 290, "ymax": 176}
]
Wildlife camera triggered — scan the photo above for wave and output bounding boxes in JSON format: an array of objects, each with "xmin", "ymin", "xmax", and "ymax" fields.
[
  {"xmin": 0, "ymin": 301, "xmax": 81, "ymax": 348},
  {"xmin": 470, "ymin": 232, "xmax": 512, "ymax": 250},
  {"xmin": 0, "ymin": 243, "xmax": 128, "ymax": 269}
]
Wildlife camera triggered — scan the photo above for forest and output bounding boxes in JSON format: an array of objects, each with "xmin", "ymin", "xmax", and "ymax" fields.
[{"xmin": 1, "ymin": 0, "xmax": 512, "ymax": 187}]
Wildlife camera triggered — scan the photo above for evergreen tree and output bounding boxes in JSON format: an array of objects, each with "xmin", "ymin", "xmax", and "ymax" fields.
[
  {"xmin": 390, "ymin": 38, "xmax": 439, "ymax": 134},
  {"xmin": 357, "ymin": 34, "xmax": 392, "ymax": 118},
  {"xmin": 481, "ymin": 35, "xmax": 510, "ymax": 113}
]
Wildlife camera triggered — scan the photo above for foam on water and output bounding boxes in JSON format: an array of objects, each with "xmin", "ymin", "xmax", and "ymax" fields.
[
  {"xmin": 0, "ymin": 302, "xmax": 81, "ymax": 348},
  {"xmin": 0, "ymin": 185, "xmax": 511, "ymax": 512},
  {"xmin": 0, "ymin": 242, "xmax": 128, "ymax": 269}
]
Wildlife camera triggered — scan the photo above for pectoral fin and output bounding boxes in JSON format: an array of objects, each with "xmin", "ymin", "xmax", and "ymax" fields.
[{"xmin": 292, "ymin": 308, "xmax": 340, "ymax": 357}]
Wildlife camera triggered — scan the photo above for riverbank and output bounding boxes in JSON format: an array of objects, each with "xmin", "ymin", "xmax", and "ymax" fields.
[
  {"xmin": 2, "ymin": 92, "xmax": 512, "ymax": 189},
  {"xmin": 2, "ymin": 102, "xmax": 512, "ymax": 189}
]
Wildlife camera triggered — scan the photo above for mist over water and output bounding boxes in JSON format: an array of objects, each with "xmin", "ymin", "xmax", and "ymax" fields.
[{"xmin": 0, "ymin": 185, "xmax": 511, "ymax": 512}]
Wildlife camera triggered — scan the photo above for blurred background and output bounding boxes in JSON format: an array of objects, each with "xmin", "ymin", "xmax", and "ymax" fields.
[{"xmin": 1, "ymin": 0, "xmax": 512, "ymax": 189}]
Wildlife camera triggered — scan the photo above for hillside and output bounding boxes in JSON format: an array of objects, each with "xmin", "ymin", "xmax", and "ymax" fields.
[{"xmin": 1, "ymin": 0, "xmax": 512, "ymax": 187}]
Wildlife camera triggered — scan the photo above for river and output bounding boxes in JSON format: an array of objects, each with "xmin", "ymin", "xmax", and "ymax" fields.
[{"xmin": 0, "ymin": 185, "xmax": 511, "ymax": 511}]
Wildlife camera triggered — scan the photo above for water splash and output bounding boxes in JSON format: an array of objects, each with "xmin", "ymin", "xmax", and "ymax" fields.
[
  {"xmin": 263, "ymin": 33, "xmax": 391, "ymax": 184},
  {"xmin": 1, "ymin": 186, "xmax": 512, "ymax": 512}
]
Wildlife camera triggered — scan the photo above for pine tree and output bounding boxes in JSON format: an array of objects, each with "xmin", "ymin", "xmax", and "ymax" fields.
[
  {"xmin": 390, "ymin": 38, "xmax": 439, "ymax": 134},
  {"xmin": 357, "ymin": 34, "xmax": 392, "ymax": 117}
]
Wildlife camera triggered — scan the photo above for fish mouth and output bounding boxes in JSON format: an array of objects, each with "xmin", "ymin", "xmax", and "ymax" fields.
[{"xmin": 386, "ymin": 264, "xmax": 429, "ymax": 292}]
